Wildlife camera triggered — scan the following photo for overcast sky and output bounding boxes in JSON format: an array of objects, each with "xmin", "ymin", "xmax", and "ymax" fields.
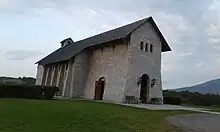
[{"xmin": 0, "ymin": 0, "xmax": 220, "ymax": 89}]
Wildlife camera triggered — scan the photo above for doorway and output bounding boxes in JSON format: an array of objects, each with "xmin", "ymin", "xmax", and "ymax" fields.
[
  {"xmin": 140, "ymin": 74, "xmax": 150, "ymax": 103},
  {"xmin": 94, "ymin": 77, "xmax": 106, "ymax": 100}
]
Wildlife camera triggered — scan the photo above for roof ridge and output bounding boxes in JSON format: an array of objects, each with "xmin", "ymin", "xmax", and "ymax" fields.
[
  {"xmin": 129, "ymin": 17, "xmax": 152, "ymax": 35},
  {"xmin": 36, "ymin": 16, "xmax": 170, "ymax": 65},
  {"xmin": 74, "ymin": 17, "xmax": 150, "ymax": 43}
]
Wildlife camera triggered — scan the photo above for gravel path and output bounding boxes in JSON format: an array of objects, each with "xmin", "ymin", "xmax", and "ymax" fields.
[{"xmin": 167, "ymin": 114, "xmax": 220, "ymax": 132}]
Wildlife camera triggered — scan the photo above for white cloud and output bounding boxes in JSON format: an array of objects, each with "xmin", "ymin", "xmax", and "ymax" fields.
[
  {"xmin": 0, "ymin": 0, "xmax": 11, "ymax": 8},
  {"xmin": 5, "ymin": 50, "xmax": 43, "ymax": 60},
  {"xmin": 202, "ymin": 0, "xmax": 220, "ymax": 48},
  {"xmin": 1, "ymin": 0, "xmax": 220, "ymax": 89}
]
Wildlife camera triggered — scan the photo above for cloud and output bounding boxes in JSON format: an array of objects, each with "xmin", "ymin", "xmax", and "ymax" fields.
[
  {"xmin": 1, "ymin": 0, "xmax": 220, "ymax": 89},
  {"xmin": 5, "ymin": 50, "xmax": 43, "ymax": 60},
  {"xmin": 159, "ymin": 0, "xmax": 220, "ymax": 89},
  {"xmin": 0, "ymin": 0, "xmax": 10, "ymax": 8}
]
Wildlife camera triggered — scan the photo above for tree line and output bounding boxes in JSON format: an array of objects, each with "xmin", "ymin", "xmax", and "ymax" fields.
[{"xmin": 163, "ymin": 90, "xmax": 220, "ymax": 106}]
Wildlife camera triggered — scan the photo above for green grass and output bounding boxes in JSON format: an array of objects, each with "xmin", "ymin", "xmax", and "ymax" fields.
[{"xmin": 0, "ymin": 99, "xmax": 195, "ymax": 132}]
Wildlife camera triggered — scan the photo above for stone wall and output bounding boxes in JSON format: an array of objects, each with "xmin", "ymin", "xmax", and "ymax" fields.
[
  {"xmin": 84, "ymin": 44, "xmax": 128, "ymax": 102},
  {"xmin": 63, "ymin": 60, "xmax": 74, "ymax": 97},
  {"xmin": 35, "ymin": 65, "xmax": 44, "ymax": 85},
  {"xmin": 125, "ymin": 22, "xmax": 163, "ymax": 102},
  {"xmin": 71, "ymin": 51, "xmax": 90, "ymax": 98},
  {"xmin": 37, "ymin": 62, "xmax": 72, "ymax": 97}
]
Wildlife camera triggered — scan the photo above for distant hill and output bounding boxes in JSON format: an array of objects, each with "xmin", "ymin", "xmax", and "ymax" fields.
[
  {"xmin": 0, "ymin": 77, "xmax": 36, "ymax": 85},
  {"xmin": 171, "ymin": 78, "xmax": 220, "ymax": 94}
]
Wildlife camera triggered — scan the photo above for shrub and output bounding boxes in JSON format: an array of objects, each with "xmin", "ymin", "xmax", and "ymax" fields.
[
  {"xmin": 43, "ymin": 86, "xmax": 59, "ymax": 99},
  {"xmin": 0, "ymin": 84, "xmax": 38, "ymax": 98},
  {"xmin": 0, "ymin": 84, "xmax": 59, "ymax": 100},
  {"xmin": 163, "ymin": 96, "xmax": 181, "ymax": 105},
  {"xmin": 150, "ymin": 98, "xmax": 162, "ymax": 105}
]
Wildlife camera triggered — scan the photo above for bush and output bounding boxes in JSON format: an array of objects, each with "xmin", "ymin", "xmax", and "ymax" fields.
[
  {"xmin": 150, "ymin": 98, "xmax": 162, "ymax": 105},
  {"xmin": 163, "ymin": 96, "xmax": 181, "ymax": 105},
  {"xmin": 0, "ymin": 84, "xmax": 59, "ymax": 100},
  {"xmin": 43, "ymin": 86, "xmax": 59, "ymax": 99}
]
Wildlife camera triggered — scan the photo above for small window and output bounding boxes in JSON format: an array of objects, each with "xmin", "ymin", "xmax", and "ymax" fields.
[
  {"xmin": 67, "ymin": 41, "xmax": 72, "ymax": 45},
  {"xmin": 145, "ymin": 42, "xmax": 148, "ymax": 52},
  {"xmin": 150, "ymin": 44, "xmax": 153, "ymax": 52},
  {"xmin": 140, "ymin": 41, "xmax": 144, "ymax": 50}
]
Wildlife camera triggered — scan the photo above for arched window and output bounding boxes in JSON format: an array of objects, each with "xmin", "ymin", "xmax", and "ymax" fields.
[{"xmin": 145, "ymin": 42, "xmax": 148, "ymax": 52}]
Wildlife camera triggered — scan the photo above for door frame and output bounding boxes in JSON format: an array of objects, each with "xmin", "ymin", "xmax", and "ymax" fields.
[
  {"xmin": 94, "ymin": 77, "xmax": 106, "ymax": 100},
  {"xmin": 139, "ymin": 74, "xmax": 150, "ymax": 103}
]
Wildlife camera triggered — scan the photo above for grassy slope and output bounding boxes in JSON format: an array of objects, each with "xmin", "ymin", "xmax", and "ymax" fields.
[
  {"xmin": 0, "ymin": 99, "xmax": 194, "ymax": 132},
  {"xmin": 173, "ymin": 78, "xmax": 220, "ymax": 94}
]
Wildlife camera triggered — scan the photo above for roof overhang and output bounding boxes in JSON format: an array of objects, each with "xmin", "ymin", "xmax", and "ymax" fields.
[
  {"xmin": 35, "ymin": 16, "xmax": 171, "ymax": 65},
  {"xmin": 148, "ymin": 17, "xmax": 171, "ymax": 52}
]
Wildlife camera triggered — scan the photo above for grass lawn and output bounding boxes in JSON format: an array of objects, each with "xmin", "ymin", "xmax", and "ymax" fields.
[{"xmin": 0, "ymin": 99, "xmax": 195, "ymax": 132}]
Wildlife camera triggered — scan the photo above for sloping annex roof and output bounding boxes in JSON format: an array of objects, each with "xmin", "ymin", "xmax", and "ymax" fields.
[{"xmin": 36, "ymin": 16, "xmax": 171, "ymax": 65}]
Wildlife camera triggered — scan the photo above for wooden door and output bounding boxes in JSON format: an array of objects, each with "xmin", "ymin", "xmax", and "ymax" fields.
[{"xmin": 94, "ymin": 81, "xmax": 101, "ymax": 100}]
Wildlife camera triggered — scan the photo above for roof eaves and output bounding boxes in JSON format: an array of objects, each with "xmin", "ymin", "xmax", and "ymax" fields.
[
  {"xmin": 129, "ymin": 17, "xmax": 151, "ymax": 35},
  {"xmin": 148, "ymin": 18, "xmax": 171, "ymax": 52}
]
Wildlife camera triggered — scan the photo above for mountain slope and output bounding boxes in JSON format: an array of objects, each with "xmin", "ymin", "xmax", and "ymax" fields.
[{"xmin": 172, "ymin": 78, "xmax": 220, "ymax": 94}]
